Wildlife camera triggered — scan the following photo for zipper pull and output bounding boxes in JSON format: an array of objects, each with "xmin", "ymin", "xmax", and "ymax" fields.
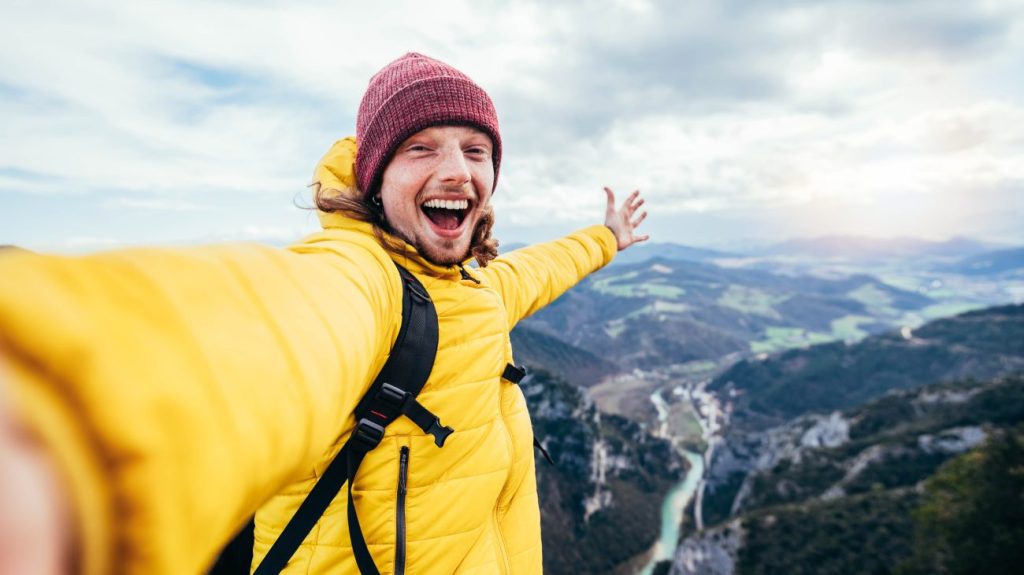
[
  {"xmin": 457, "ymin": 264, "xmax": 481, "ymax": 284},
  {"xmin": 398, "ymin": 447, "xmax": 409, "ymax": 495}
]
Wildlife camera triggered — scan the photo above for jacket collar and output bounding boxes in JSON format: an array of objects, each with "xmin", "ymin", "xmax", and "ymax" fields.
[{"xmin": 318, "ymin": 211, "xmax": 472, "ymax": 281}]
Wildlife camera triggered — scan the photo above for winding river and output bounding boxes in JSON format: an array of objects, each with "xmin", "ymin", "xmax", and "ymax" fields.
[
  {"xmin": 638, "ymin": 449, "xmax": 705, "ymax": 574},
  {"xmin": 637, "ymin": 389, "xmax": 708, "ymax": 574}
]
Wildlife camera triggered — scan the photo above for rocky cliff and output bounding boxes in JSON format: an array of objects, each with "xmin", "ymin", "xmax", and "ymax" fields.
[
  {"xmin": 522, "ymin": 369, "xmax": 685, "ymax": 574},
  {"xmin": 676, "ymin": 372, "xmax": 1024, "ymax": 574}
]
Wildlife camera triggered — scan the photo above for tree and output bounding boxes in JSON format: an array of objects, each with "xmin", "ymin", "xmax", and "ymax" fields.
[{"xmin": 898, "ymin": 425, "xmax": 1024, "ymax": 574}]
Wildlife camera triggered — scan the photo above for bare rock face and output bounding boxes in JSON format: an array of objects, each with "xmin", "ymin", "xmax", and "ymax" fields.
[
  {"xmin": 669, "ymin": 519, "xmax": 743, "ymax": 575},
  {"xmin": 917, "ymin": 425, "xmax": 987, "ymax": 454},
  {"xmin": 704, "ymin": 411, "xmax": 852, "ymax": 516}
]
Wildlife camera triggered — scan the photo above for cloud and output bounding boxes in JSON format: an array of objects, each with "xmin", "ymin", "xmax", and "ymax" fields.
[
  {"xmin": 1, "ymin": 0, "xmax": 1023, "ymax": 250},
  {"xmin": 101, "ymin": 197, "xmax": 209, "ymax": 212}
]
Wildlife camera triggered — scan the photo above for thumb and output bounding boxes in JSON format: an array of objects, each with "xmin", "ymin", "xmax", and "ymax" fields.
[{"xmin": 604, "ymin": 187, "xmax": 616, "ymax": 215}]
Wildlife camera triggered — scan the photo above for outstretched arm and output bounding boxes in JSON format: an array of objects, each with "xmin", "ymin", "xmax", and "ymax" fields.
[{"xmin": 0, "ymin": 241, "xmax": 402, "ymax": 574}]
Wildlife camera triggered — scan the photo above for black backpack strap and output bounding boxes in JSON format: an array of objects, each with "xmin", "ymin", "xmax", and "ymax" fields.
[{"xmin": 250, "ymin": 263, "xmax": 441, "ymax": 575}]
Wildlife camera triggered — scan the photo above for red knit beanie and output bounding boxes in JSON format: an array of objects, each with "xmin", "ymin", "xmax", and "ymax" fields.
[{"xmin": 355, "ymin": 52, "xmax": 502, "ymax": 197}]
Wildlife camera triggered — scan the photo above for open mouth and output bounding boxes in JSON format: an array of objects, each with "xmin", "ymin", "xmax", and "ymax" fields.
[{"xmin": 421, "ymin": 198, "xmax": 470, "ymax": 233}]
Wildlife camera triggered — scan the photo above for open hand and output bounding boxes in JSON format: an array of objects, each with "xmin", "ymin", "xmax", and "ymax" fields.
[
  {"xmin": 604, "ymin": 187, "xmax": 650, "ymax": 251},
  {"xmin": 0, "ymin": 359, "xmax": 72, "ymax": 575}
]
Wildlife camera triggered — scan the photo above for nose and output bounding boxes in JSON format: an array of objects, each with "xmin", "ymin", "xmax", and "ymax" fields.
[{"xmin": 436, "ymin": 145, "xmax": 471, "ymax": 187}]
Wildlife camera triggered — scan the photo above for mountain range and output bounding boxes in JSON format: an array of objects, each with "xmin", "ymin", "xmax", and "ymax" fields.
[
  {"xmin": 754, "ymin": 235, "xmax": 1000, "ymax": 261},
  {"xmin": 519, "ymin": 257, "xmax": 932, "ymax": 373},
  {"xmin": 501, "ymin": 238, "xmax": 1023, "ymax": 575},
  {"xmin": 674, "ymin": 304, "xmax": 1024, "ymax": 575},
  {"xmin": 708, "ymin": 304, "xmax": 1024, "ymax": 430}
]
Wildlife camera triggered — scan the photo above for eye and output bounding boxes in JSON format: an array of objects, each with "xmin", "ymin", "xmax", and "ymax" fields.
[
  {"xmin": 465, "ymin": 146, "xmax": 490, "ymax": 158},
  {"xmin": 407, "ymin": 144, "xmax": 431, "ymax": 152}
]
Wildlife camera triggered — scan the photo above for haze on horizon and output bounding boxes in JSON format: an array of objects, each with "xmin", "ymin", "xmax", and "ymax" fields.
[{"xmin": 2, "ymin": 0, "xmax": 1022, "ymax": 252}]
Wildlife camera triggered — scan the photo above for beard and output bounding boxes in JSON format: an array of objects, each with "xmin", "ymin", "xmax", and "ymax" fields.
[{"xmin": 417, "ymin": 237, "xmax": 471, "ymax": 267}]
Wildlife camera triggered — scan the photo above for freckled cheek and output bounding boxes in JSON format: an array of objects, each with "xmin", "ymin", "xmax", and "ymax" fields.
[{"xmin": 472, "ymin": 166, "xmax": 495, "ymax": 201}]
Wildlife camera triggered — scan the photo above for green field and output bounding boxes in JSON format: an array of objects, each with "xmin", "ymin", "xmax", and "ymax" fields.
[
  {"xmin": 829, "ymin": 314, "xmax": 876, "ymax": 341},
  {"xmin": 589, "ymin": 374, "xmax": 660, "ymax": 422},
  {"xmin": 592, "ymin": 272, "xmax": 688, "ymax": 299},
  {"xmin": 666, "ymin": 398, "xmax": 706, "ymax": 451},
  {"xmin": 848, "ymin": 283, "xmax": 899, "ymax": 316},
  {"xmin": 645, "ymin": 281, "xmax": 686, "ymax": 298},
  {"xmin": 750, "ymin": 326, "xmax": 834, "ymax": 354},
  {"xmin": 592, "ymin": 272, "xmax": 641, "ymax": 296},
  {"xmin": 665, "ymin": 360, "xmax": 719, "ymax": 377},
  {"xmin": 717, "ymin": 285, "xmax": 783, "ymax": 318}
]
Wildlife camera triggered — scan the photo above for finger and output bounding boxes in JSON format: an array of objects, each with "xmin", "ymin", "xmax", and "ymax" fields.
[
  {"xmin": 631, "ymin": 198, "xmax": 645, "ymax": 213},
  {"xmin": 604, "ymin": 187, "xmax": 615, "ymax": 214},
  {"xmin": 634, "ymin": 234, "xmax": 650, "ymax": 243},
  {"xmin": 631, "ymin": 211, "xmax": 648, "ymax": 228},
  {"xmin": 623, "ymin": 190, "xmax": 640, "ymax": 210}
]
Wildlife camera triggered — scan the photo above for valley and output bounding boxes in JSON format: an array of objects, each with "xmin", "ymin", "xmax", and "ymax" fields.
[{"xmin": 509, "ymin": 239, "xmax": 1023, "ymax": 575}]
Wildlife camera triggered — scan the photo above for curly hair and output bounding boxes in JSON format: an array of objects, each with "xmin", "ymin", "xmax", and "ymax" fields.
[{"xmin": 313, "ymin": 185, "xmax": 499, "ymax": 268}]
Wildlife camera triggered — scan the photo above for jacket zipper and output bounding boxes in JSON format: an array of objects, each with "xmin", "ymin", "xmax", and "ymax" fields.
[
  {"xmin": 457, "ymin": 264, "xmax": 481, "ymax": 284},
  {"xmin": 492, "ymin": 512, "xmax": 512, "ymax": 574},
  {"xmin": 395, "ymin": 446, "xmax": 409, "ymax": 575}
]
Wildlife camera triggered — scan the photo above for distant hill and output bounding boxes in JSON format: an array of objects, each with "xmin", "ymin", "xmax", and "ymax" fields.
[
  {"xmin": 759, "ymin": 235, "xmax": 997, "ymax": 261},
  {"xmin": 510, "ymin": 326, "xmax": 619, "ymax": 387},
  {"xmin": 522, "ymin": 258, "xmax": 932, "ymax": 370},
  {"xmin": 608, "ymin": 242, "xmax": 736, "ymax": 266},
  {"xmin": 504, "ymin": 241, "xmax": 734, "ymax": 266},
  {"xmin": 501, "ymin": 242, "xmax": 529, "ymax": 253},
  {"xmin": 709, "ymin": 303, "xmax": 1024, "ymax": 430},
  {"xmin": 938, "ymin": 246, "xmax": 1024, "ymax": 276}
]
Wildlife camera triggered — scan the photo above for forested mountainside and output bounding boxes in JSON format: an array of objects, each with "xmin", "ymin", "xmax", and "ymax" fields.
[
  {"xmin": 521, "ymin": 369, "xmax": 685, "ymax": 574},
  {"xmin": 521, "ymin": 258, "xmax": 931, "ymax": 371},
  {"xmin": 678, "ymin": 373, "xmax": 1024, "ymax": 575},
  {"xmin": 671, "ymin": 304, "xmax": 1024, "ymax": 574},
  {"xmin": 709, "ymin": 303, "xmax": 1024, "ymax": 430},
  {"xmin": 510, "ymin": 326, "xmax": 619, "ymax": 388}
]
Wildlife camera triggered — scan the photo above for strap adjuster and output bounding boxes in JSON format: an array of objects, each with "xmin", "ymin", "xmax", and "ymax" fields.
[
  {"xmin": 405, "ymin": 278, "xmax": 430, "ymax": 303},
  {"xmin": 377, "ymin": 383, "xmax": 408, "ymax": 409},
  {"xmin": 502, "ymin": 363, "xmax": 527, "ymax": 384},
  {"xmin": 353, "ymin": 418, "xmax": 385, "ymax": 451},
  {"xmin": 425, "ymin": 418, "xmax": 454, "ymax": 448}
]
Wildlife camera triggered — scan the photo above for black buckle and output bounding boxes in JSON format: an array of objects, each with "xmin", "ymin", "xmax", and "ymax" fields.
[
  {"xmin": 502, "ymin": 363, "xmax": 527, "ymax": 384},
  {"xmin": 377, "ymin": 383, "xmax": 408, "ymax": 410},
  {"xmin": 426, "ymin": 418, "xmax": 454, "ymax": 448},
  {"xmin": 353, "ymin": 418, "xmax": 385, "ymax": 451},
  {"xmin": 405, "ymin": 278, "xmax": 430, "ymax": 303}
]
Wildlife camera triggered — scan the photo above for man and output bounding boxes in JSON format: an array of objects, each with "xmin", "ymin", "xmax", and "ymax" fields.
[{"xmin": 0, "ymin": 53, "xmax": 647, "ymax": 574}]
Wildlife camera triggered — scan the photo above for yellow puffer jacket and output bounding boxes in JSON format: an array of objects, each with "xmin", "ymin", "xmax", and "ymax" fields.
[{"xmin": 0, "ymin": 138, "xmax": 617, "ymax": 574}]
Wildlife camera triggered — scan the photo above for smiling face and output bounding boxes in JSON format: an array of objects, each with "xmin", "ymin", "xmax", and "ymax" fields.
[{"xmin": 377, "ymin": 125, "xmax": 496, "ymax": 266}]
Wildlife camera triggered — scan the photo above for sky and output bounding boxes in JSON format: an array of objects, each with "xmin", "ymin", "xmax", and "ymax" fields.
[{"xmin": 2, "ymin": 0, "xmax": 1023, "ymax": 252}]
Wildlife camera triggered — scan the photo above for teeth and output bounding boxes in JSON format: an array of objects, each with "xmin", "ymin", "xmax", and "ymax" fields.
[{"xmin": 423, "ymin": 199, "xmax": 469, "ymax": 210}]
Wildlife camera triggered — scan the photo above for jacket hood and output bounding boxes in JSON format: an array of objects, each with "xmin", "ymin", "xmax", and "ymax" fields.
[{"xmin": 311, "ymin": 137, "xmax": 361, "ymax": 230}]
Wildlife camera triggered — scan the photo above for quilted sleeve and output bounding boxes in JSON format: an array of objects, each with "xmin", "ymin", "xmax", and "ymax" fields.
[
  {"xmin": 0, "ymin": 241, "xmax": 401, "ymax": 574},
  {"xmin": 474, "ymin": 225, "xmax": 617, "ymax": 329}
]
